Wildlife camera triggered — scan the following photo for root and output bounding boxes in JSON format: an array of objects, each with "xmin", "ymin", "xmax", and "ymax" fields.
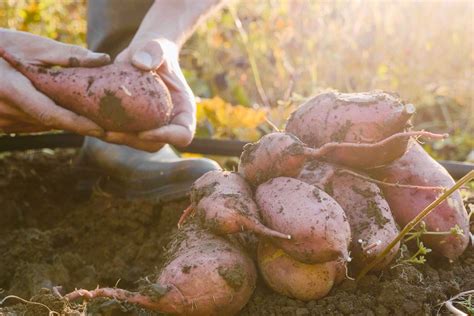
[
  {"xmin": 443, "ymin": 289, "xmax": 474, "ymax": 316},
  {"xmin": 0, "ymin": 295, "xmax": 60, "ymax": 316},
  {"xmin": 337, "ymin": 254, "xmax": 354, "ymax": 281},
  {"xmin": 359, "ymin": 239, "xmax": 382, "ymax": 255},
  {"xmin": 337, "ymin": 169, "xmax": 446, "ymax": 191},
  {"xmin": 178, "ymin": 204, "xmax": 195, "ymax": 228},
  {"xmin": 64, "ymin": 287, "xmax": 161, "ymax": 311},
  {"xmin": 304, "ymin": 130, "xmax": 447, "ymax": 158},
  {"xmin": 245, "ymin": 217, "xmax": 292, "ymax": 240}
]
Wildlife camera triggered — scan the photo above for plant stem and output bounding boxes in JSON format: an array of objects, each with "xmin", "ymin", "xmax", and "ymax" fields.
[
  {"xmin": 228, "ymin": 6, "xmax": 270, "ymax": 108},
  {"xmin": 356, "ymin": 170, "xmax": 474, "ymax": 281}
]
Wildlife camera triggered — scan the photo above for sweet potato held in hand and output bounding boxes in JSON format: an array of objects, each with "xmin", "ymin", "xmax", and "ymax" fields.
[{"xmin": 0, "ymin": 49, "xmax": 172, "ymax": 132}]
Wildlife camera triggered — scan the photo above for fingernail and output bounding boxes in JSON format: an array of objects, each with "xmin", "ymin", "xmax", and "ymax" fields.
[
  {"xmin": 134, "ymin": 51, "xmax": 153, "ymax": 69},
  {"xmin": 87, "ymin": 51, "xmax": 110, "ymax": 61}
]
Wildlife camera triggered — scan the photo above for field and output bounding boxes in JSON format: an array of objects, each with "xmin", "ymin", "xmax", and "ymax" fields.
[
  {"xmin": 0, "ymin": 1, "xmax": 473, "ymax": 315},
  {"xmin": 0, "ymin": 149, "xmax": 472, "ymax": 315}
]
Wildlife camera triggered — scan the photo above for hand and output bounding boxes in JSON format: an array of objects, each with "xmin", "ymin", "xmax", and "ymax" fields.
[
  {"xmin": 101, "ymin": 36, "xmax": 196, "ymax": 152},
  {"xmin": 0, "ymin": 29, "xmax": 110, "ymax": 136}
]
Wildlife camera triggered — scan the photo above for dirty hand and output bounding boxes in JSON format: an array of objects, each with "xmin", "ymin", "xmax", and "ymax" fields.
[
  {"xmin": 0, "ymin": 29, "xmax": 110, "ymax": 136},
  {"xmin": 102, "ymin": 37, "xmax": 195, "ymax": 152}
]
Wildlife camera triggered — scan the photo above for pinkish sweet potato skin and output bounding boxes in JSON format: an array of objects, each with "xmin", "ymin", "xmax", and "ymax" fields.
[
  {"xmin": 299, "ymin": 161, "xmax": 400, "ymax": 270},
  {"xmin": 371, "ymin": 142, "xmax": 470, "ymax": 259},
  {"xmin": 238, "ymin": 132, "xmax": 307, "ymax": 186},
  {"xmin": 189, "ymin": 170, "xmax": 289, "ymax": 239},
  {"xmin": 257, "ymin": 240, "xmax": 338, "ymax": 301},
  {"xmin": 152, "ymin": 223, "xmax": 257, "ymax": 315},
  {"xmin": 255, "ymin": 177, "xmax": 351, "ymax": 263},
  {"xmin": 0, "ymin": 50, "xmax": 172, "ymax": 132},
  {"xmin": 285, "ymin": 91, "xmax": 414, "ymax": 168}
]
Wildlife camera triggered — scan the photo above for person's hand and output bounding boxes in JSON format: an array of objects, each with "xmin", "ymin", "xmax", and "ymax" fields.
[
  {"xmin": 0, "ymin": 29, "xmax": 110, "ymax": 136},
  {"xmin": 101, "ymin": 36, "xmax": 196, "ymax": 152}
]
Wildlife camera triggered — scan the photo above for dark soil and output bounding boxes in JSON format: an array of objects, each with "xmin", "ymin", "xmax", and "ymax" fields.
[{"xmin": 0, "ymin": 149, "xmax": 472, "ymax": 316}]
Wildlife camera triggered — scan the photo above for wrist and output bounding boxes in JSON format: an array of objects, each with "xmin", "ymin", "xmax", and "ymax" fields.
[{"xmin": 134, "ymin": 0, "xmax": 225, "ymax": 48}]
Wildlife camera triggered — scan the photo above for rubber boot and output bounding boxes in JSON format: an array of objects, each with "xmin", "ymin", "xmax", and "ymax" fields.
[{"xmin": 76, "ymin": 138, "xmax": 220, "ymax": 202}]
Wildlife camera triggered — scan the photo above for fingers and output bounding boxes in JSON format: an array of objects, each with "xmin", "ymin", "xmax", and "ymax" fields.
[
  {"xmin": 139, "ymin": 124, "xmax": 194, "ymax": 147},
  {"xmin": 2, "ymin": 72, "xmax": 104, "ymax": 137},
  {"xmin": 36, "ymin": 44, "xmax": 111, "ymax": 67},
  {"xmin": 102, "ymin": 132, "xmax": 165, "ymax": 152},
  {"xmin": 131, "ymin": 40, "xmax": 165, "ymax": 71},
  {"xmin": 0, "ymin": 118, "xmax": 49, "ymax": 133},
  {"xmin": 0, "ymin": 29, "xmax": 109, "ymax": 67}
]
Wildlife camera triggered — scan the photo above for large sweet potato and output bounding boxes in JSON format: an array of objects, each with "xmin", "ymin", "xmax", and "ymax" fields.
[
  {"xmin": 0, "ymin": 48, "xmax": 172, "ymax": 132},
  {"xmin": 371, "ymin": 141, "xmax": 470, "ymax": 259},
  {"xmin": 285, "ymin": 91, "xmax": 416, "ymax": 168},
  {"xmin": 298, "ymin": 161, "xmax": 400, "ymax": 270},
  {"xmin": 65, "ymin": 222, "xmax": 257, "ymax": 315},
  {"xmin": 256, "ymin": 177, "xmax": 351, "ymax": 263},
  {"xmin": 179, "ymin": 170, "xmax": 290, "ymax": 239},
  {"xmin": 257, "ymin": 240, "xmax": 341, "ymax": 301}
]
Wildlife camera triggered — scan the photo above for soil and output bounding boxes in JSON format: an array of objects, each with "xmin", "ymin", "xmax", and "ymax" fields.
[{"xmin": 0, "ymin": 149, "xmax": 472, "ymax": 316}]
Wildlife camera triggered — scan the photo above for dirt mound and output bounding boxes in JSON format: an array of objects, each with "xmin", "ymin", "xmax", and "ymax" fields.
[{"xmin": 0, "ymin": 149, "xmax": 472, "ymax": 315}]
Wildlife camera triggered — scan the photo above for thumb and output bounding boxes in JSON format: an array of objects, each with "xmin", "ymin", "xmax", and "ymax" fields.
[{"xmin": 131, "ymin": 40, "xmax": 164, "ymax": 71}]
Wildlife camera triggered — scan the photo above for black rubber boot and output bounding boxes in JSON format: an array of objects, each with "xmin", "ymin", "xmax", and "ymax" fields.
[
  {"xmin": 76, "ymin": 138, "xmax": 220, "ymax": 202},
  {"xmin": 76, "ymin": 1, "xmax": 220, "ymax": 201}
]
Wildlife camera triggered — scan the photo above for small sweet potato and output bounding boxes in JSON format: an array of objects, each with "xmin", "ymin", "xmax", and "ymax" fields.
[
  {"xmin": 238, "ymin": 132, "xmax": 308, "ymax": 185},
  {"xmin": 299, "ymin": 161, "xmax": 400, "ymax": 270},
  {"xmin": 257, "ymin": 240, "xmax": 340, "ymax": 301},
  {"xmin": 0, "ymin": 49, "xmax": 172, "ymax": 132},
  {"xmin": 371, "ymin": 141, "xmax": 470, "ymax": 259},
  {"xmin": 256, "ymin": 177, "xmax": 351, "ymax": 263},
  {"xmin": 65, "ymin": 222, "xmax": 257, "ymax": 315},
  {"xmin": 179, "ymin": 170, "xmax": 290, "ymax": 239}
]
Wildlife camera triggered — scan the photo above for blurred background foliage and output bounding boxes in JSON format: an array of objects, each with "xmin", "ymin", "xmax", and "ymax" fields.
[{"xmin": 1, "ymin": 0, "xmax": 472, "ymax": 163}]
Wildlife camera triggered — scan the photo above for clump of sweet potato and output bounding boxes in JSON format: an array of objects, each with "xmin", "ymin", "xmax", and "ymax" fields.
[
  {"xmin": 179, "ymin": 170, "xmax": 290, "ymax": 240},
  {"xmin": 64, "ymin": 222, "xmax": 257, "ymax": 316},
  {"xmin": 0, "ymin": 48, "xmax": 172, "ymax": 132},
  {"xmin": 370, "ymin": 141, "xmax": 470, "ymax": 259},
  {"xmin": 255, "ymin": 177, "xmax": 351, "ymax": 264},
  {"xmin": 257, "ymin": 240, "xmax": 343, "ymax": 301},
  {"xmin": 298, "ymin": 161, "xmax": 400, "ymax": 270}
]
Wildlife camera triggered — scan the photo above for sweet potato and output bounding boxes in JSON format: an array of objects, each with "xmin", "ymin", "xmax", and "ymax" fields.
[
  {"xmin": 256, "ymin": 177, "xmax": 351, "ymax": 263},
  {"xmin": 0, "ymin": 48, "xmax": 172, "ymax": 132},
  {"xmin": 371, "ymin": 141, "xmax": 470, "ymax": 259},
  {"xmin": 285, "ymin": 91, "xmax": 444, "ymax": 168},
  {"xmin": 238, "ymin": 132, "xmax": 308, "ymax": 185},
  {"xmin": 64, "ymin": 222, "xmax": 257, "ymax": 315},
  {"xmin": 238, "ymin": 130, "xmax": 444, "ymax": 186},
  {"xmin": 298, "ymin": 161, "xmax": 400, "ymax": 270},
  {"xmin": 257, "ymin": 240, "xmax": 341, "ymax": 301},
  {"xmin": 179, "ymin": 170, "xmax": 290, "ymax": 240}
]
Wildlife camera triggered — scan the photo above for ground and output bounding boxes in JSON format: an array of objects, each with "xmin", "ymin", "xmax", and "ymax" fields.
[{"xmin": 0, "ymin": 149, "xmax": 472, "ymax": 315}]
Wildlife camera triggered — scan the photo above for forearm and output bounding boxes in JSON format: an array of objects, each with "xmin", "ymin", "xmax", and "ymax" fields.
[{"xmin": 134, "ymin": 0, "xmax": 226, "ymax": 47}]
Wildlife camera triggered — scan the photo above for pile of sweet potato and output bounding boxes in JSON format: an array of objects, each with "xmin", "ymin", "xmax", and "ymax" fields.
[{"xmin": 63, "ymin": 91, "xmax": 470, "ymax": 315}]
